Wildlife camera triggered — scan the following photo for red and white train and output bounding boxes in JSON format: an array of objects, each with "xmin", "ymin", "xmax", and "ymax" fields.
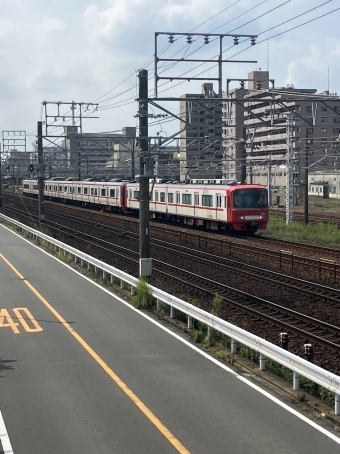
[{"xmin": 23, "ymin": 179, "xmax": 269, "ymax": 233}]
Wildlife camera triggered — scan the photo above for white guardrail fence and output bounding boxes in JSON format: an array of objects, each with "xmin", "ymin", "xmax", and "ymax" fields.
[{"xmin": 2, "ymin": 213, "xmax": 340, "ymax": 414}]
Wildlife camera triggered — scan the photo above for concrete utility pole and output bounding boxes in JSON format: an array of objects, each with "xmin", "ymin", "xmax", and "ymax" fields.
[
  {"xmin": 37, "ymin": 121, "xmax": 45, "ymax": 230},
  {"xmin": 138, "ymin": 69, "xmax": 152, "ymax": 278},
  {"xmin": 286, "ymin": 114, "xmax": 295, "ymax": 224}
]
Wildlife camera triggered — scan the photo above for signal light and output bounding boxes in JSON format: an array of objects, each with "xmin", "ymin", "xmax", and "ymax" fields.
[
  {"xmin": 29, "ymin": 164, "xmax": 34, "ymax": 172},
  {"xmin": 5, "ymin": 164, "xmax": 10, "ymax": 173}
]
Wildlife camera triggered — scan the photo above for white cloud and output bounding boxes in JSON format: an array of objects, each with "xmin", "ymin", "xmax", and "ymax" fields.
[
  {"xmin": 83, "ymin": 0, "xmax": 148, "ymax": 41},
  {"xmin": 35, "ymin": 17, "xmax": 67, "ymax": 33},
  {"xmin": 0, "ymin": 0, "xmax": 339, "ymax": 137}
]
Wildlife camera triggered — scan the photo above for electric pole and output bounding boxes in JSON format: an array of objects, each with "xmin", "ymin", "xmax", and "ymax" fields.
[
  {"xmin": 37, "ymin": 121, "xmax": 45, "ymax": 230},
  {"xmin": 286, "ymin": 114, "xmax": 294, "ymax": 223},
  {"xmin": 267, "ymin": 153, "xmax": 272, "ymax": 207},
  {"xmin": 131, "ymin": 139, "xmax": 135, "ymax": 180},
  {"xmin": 304, "ymin": 129, "xmax": 309, "ymax": 225},
  {"xmin": 138, "ymin": 69, "xmax": 152, "ymax": 278}
]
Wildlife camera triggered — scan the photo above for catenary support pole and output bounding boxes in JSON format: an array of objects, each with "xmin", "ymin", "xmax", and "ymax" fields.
[
  {"xmin": 0, "ymin": 144, "xmax": 2, "ymax": 208},
  {"xmin": 138, "ymin": 69, "xmax": 152, "ymax": 278},
  {"xmin": 37, "ymin": 121, "xmax": 45, "ymax": 230},
  {"xmin": 304, "ymin": 128, "xmax": 309, "ymax": 225},
  {"xmin": 286, "ymin": 114, "xmax": 294, "ymax": 223},
  {"xmin": 131, "ymin": 138, "xmax": 135, "ymax": 180}
]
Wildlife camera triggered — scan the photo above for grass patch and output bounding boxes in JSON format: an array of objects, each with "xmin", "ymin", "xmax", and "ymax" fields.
[
  {"xmin": 133, "ymin": 277, "xmax": 155, "ymax": 309},
  {"xmin": 265, "ymin": 216, "xmax": 340, "ymax": 246}
]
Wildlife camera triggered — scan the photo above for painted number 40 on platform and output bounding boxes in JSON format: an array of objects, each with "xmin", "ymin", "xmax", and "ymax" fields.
[{"xmin": 0, "ymin": 308, "xmax": 43, "ymax": 333}]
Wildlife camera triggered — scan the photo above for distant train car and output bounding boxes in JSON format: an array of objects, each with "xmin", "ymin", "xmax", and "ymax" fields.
[{"xmin": 22, "ymin": 179, "xmax": 268, "ymax": 233}]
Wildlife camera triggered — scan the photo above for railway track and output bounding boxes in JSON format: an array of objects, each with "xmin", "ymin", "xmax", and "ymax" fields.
[
  {"xmin": 4, "ymin": 193, "xmax": 340, "ymax": 285},
  {"xmin": 5, "ymin": 201, "xmax": 340, "ymax": 371}
]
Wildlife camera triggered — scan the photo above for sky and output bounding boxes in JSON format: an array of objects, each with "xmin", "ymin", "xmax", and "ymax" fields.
[{"xmin": 0, "ymin": 0, "xmax": 339, "ymax": 150}]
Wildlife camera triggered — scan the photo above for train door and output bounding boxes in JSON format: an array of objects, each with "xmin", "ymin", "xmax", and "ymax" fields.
[
  {"xmin": 194, "ymin": 192, "xmax": 199, "ymax": 216},
  {"xmin": 176, "ymin": 191, "xmax": 180, "ymax": 213},
  {"xmin": 216, "ymin": 193, "xmax": 222, "ymax": 219}
]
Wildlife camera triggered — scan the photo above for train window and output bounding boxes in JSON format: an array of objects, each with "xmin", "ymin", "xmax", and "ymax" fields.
[
  {"xmin": 160, "ymin": 192, "xmax": 165, "ymax": 202},
  {"xmin": 176, "ymin": 192, "xmax": 180, "ymax": 203},
  {"xmin": 91, "ymin": 188, "xmax": 94, "ymax": 195},
  {"xmin": 101, "ymin": 188, "xmax": 106, "ymax": 196},
  {"xmin": 133, "ymin": 190, "xmax": 139, "ymax": 200},
  {"xmin": 110, "ymin": 189, "xmax": 115, "ymax": 197},
  {"xmin": 194, "ymin": 193, "xmax": 199, "ymax": 205},
  {"xmin": 202, "ymin": 195, "xmax": 213, "ymax": 207},
  {"xmin": 233, "ymin": 189, "xmax": 267, "ymax": 208},
  {"xmin": 95, "ymin": 189, "xmax": 98, "ymax": 196},
  {"xmin": 168, "ymin": 193, "xmax": 174, "ymax": 203},
  {"xmin": 84, "ymin": 187, "xmax": 88, "ymax": 195},
  {"xmin": 24, "ymin": 184, "xmax": 29, "ymax": 189},
  {"xmin": 59, "ymin": 186, "xmax": 62, "ymax": 191},
  {"xmin": 155, "ymin": 191, "xmax": 159, "ymax": 201},
  {"xmin": 78, "ymin": 187, "xmax": 81, "ymax": 194},
  {"xmin": 49, "ymin": 185, "xmax": 52, "ymax": 190},
  {"xmin": 64, "ymin": 186, "xmax": 67, "ymax": 192},
  {"xmin": 182, "ymin": 194, "xmax": 192, "ymax": 205}
]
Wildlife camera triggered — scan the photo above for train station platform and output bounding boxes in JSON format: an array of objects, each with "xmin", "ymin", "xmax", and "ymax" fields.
[{"xmin": 0, "ymin": 223, "xmax": 339, "ymax": 453}]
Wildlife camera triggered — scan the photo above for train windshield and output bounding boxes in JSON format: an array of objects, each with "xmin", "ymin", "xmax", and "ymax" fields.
[{"xmin": 232, "ymin": 189, "xmax": 268, "ymax": 209}]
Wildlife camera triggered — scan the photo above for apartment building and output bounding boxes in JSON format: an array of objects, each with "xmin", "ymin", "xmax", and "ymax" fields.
[
  {"xmin": 222, "ymin": 71, "xmax": 270, "ymax": 182},
  {"xmin": 222, "ymin": 71, "xmax": 340, "ymax": 190},
  {"xmin": 179, "ymin": 83, "xmax": 223, "ymax": 180}
]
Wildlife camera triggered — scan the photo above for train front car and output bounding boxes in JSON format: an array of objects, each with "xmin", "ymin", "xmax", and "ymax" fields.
[{"xmin": 227, "ymin": 184, "xmax": 268, "ymax": 233}]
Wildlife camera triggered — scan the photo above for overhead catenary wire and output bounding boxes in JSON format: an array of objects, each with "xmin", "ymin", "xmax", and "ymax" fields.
[
  {"xmin": 96, "ymin": 1, "xmax": 334, "ymax": 118},
  {"xmin": 95, "ymin": 0, "xmax": 244, "ymax": 108},
  {"xmin": 27, "ymin": 2, "xmax": 338, "ymax": 141},
  {"xmin": 82, "ymin": 0, "xmax": 296, "ymax": 118},
  {"xmin": 96, "ymin": 0, "xmax": 285, "ymax": 110}
]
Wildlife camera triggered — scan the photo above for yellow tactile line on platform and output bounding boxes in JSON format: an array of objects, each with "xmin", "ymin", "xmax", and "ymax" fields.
[{"xmin": 0, "ymin": 253, "xmax": 190, "ymax": 454}]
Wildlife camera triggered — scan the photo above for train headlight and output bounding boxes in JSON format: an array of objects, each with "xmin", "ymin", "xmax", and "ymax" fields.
[
  {"xmin": 237, "ymin": 216, "xmax": 245, "ymax": 220},
  {"xmin": 259, "ymin": 215, "xmax": 266, "ymax": 220}
]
